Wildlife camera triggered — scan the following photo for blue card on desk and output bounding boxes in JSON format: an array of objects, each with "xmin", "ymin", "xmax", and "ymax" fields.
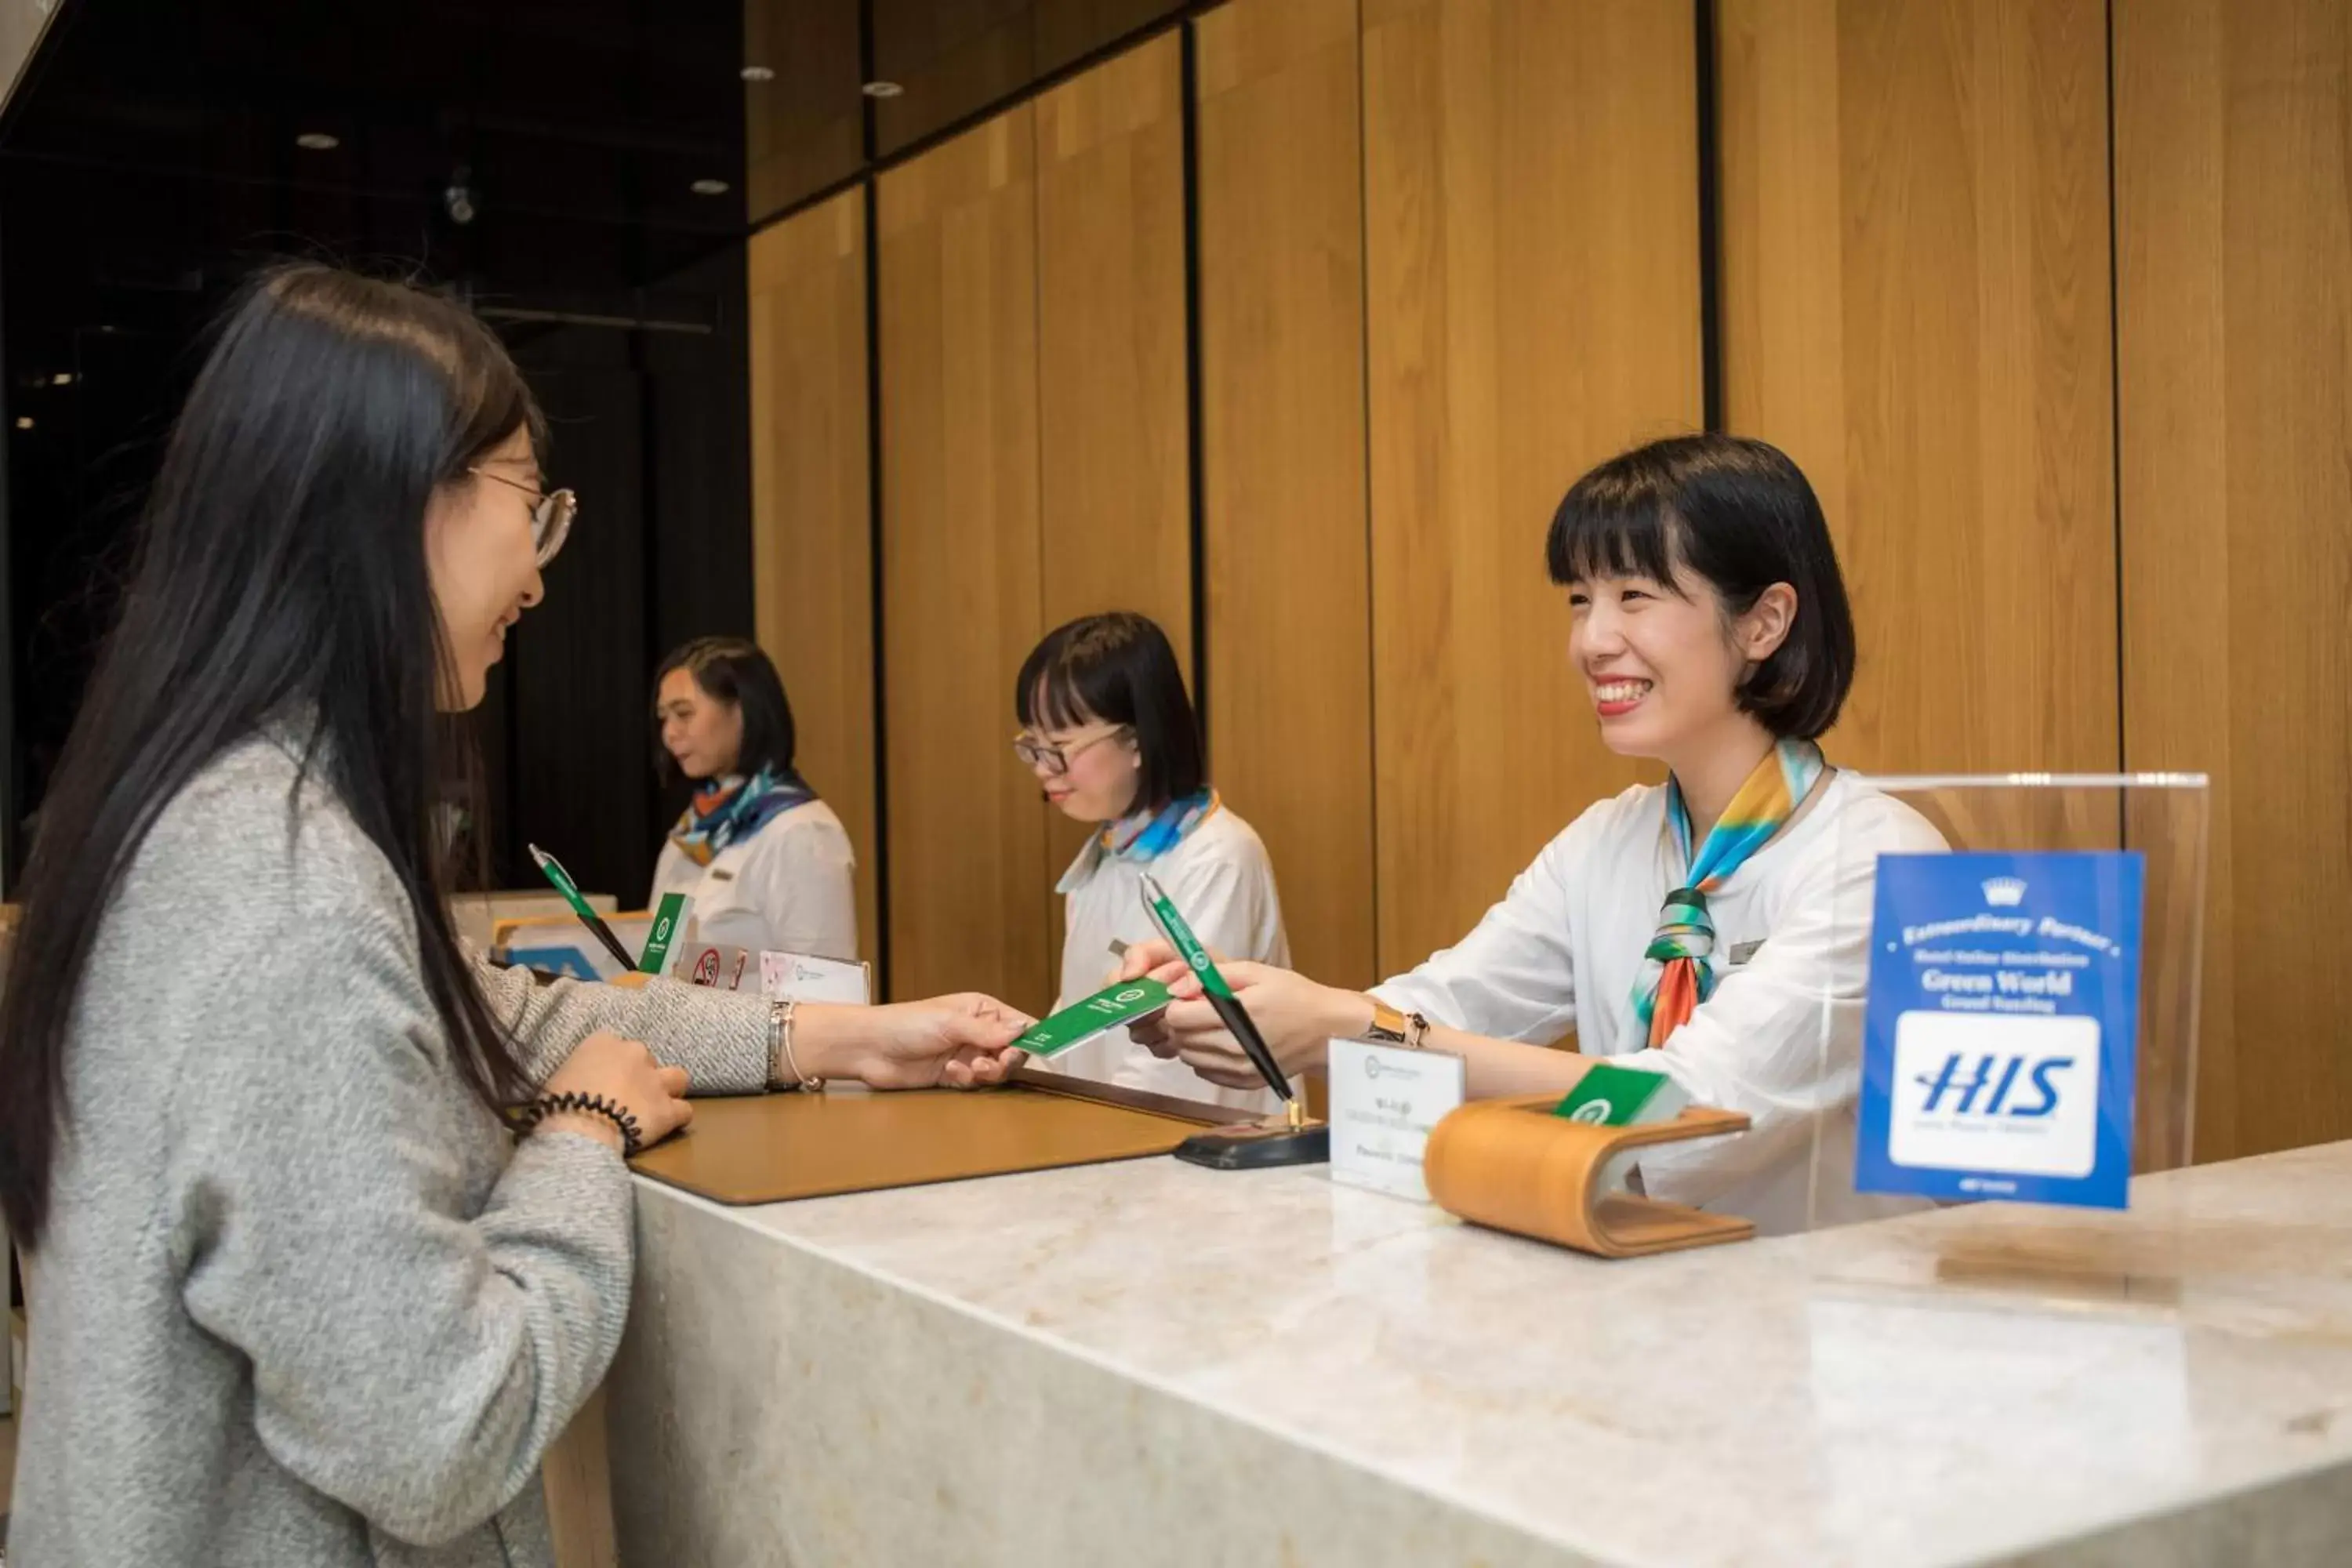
[
  {"xmin": 505, "ymin": 944, "xmax": 604, "ymax": 982},
  {"xmin": 1855, "ymin": 851, "xmax": 2143, "ymax": 1210}
]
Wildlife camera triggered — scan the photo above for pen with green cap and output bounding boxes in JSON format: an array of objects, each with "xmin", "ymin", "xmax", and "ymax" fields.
[
  {"xmin": 527, "ymin": 844, "xmax": 639, "ymax": 972},
  {"xmin": 1138, "ymin": 873, "xmax": 1303, "ymax": 1131}
]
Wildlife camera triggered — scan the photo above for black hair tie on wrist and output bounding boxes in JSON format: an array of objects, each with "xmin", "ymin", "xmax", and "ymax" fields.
[{"xmin": 514, "ymin": 1091, "xmax": 644, "ymax": 1158}]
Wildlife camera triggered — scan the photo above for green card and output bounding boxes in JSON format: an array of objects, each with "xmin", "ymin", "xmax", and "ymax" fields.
[
  {"xmin": 1553, "ymin": 1062, "xmax": 1689, "ymax": 1126},
  {"xmin": 1014, "ymin": 978, "xmax": 1174, "ymax": 1059},
  {"xmin": 638, "ymin": 892, "xmax": 688, "ymax": 974}
]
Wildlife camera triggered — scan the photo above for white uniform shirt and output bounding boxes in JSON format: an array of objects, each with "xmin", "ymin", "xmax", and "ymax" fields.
[
  {"xmin": 1047, "ymin": 804, "xmax": 1293, "ymax": 1113},
  {"xmin": 648, "ymin": 798, "xmax": 858, "ymax": 963},
  {"xmin": 1373, "ymin": 771, "xmax": 1946, "ymax": 1234}
]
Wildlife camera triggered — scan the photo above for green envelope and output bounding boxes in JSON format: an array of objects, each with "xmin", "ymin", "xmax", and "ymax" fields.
[{"xmin": 1014, "ymin": 977, "xmax": 1175, "ymax": 1059}]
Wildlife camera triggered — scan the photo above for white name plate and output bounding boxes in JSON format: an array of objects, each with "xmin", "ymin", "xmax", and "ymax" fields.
[
  {"xmin": 1328, "ymin": 1038, "xmax": 1467, "ymax": 1203},
  {"xmin": 759, "ymin": 950, "xmax": 873, "ymax": 1005}
]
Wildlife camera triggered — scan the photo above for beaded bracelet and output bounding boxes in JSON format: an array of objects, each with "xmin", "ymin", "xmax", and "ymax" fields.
[{"xmin": 514, "ymin": 1091, "xmax": 644, "ymax": 1158}]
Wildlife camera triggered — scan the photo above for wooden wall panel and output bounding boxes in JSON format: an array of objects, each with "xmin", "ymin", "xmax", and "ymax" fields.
[
  {"xmin": 1361, "ymin": 0, "xmax": 1701, "ymax": 978},
  {"xmin": 877, "ymin": 110, "xmax": 1055, "ymax": 1012},
  {"xmin": 1196, "ymin": 0, "xmax": 1377, "ymax": 989},
  {"xmin": 1717, "ymin": 0, "xmax": 2118, "ymax": 781},
  {"xmin": 747, "ymin": 189, "xmax": 879, "ymax": 971},
  {"xmin": 2117, "ymin": 0, "xmax": 2352, "ymax": 1162},
  {"xmin": 1035, "ymin": 32, "xmax": 1190, "ymax": 654},
  {"xmin": 1036, "ymin": 33, "xmax": 1192, "ymax": 895}
]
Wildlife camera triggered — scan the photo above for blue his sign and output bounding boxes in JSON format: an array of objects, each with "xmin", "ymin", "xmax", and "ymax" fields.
[{"xmin": 1855, "ymin": 851, "xmax": 2144, "ymax": 1210}]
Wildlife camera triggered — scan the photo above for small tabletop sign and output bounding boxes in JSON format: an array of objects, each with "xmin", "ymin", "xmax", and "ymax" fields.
[
  {"xmin": 1855, "ymin": 851, "xmax": 2145, "ymax": 1210},
  {"xmin": 758, "ymin": 950, "xmax": 873, "ymax": 1005},
  {"xmin": 1329, "ymin": 1039, "xmax": 1467, "ymax": 1203}
]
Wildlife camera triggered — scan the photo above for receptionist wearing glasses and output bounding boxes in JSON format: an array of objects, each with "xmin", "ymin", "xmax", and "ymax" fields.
[{"xmin": 1014, "ymin": 612, "xmax": 1292, "ymax": 1112}]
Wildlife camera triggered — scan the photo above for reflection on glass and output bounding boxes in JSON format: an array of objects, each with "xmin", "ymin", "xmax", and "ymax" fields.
[
  {"xmin": 870, "ymin": 0, "xmax": 1183, "ymax": 155},
  {"xmin": 743, "ymin": 0, "xmax": 866, "ymax": 222}
]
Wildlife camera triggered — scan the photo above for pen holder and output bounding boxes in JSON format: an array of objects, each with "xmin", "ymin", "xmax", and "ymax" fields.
[{"xmin": 1422, "ymin": 1097, "xmax": 1755, "ymax": 1259}]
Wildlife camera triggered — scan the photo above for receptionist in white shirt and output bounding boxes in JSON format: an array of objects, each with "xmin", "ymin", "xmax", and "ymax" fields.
[
  {"xmin": 1122, "ymin": 434, "xmax": 1946, "ymax": 1231},
  {"xmin": 648, "ymin": 637, "xmax": 858, "ymax": 961},
  {"xmin": 1016, "ymin": 611, "xmax": 1292, "ymax": 1113}
]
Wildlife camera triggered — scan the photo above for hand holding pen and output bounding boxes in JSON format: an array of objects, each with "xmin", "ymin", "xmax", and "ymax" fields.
[{"xmin": 1116, "ymin": 929, "xmax": 1370, "ymax": 1094}]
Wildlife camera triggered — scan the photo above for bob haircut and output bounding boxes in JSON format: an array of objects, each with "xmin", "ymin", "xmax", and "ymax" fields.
[
  {"xmin": 653, "ymin": 636, "xmax": 800, "ymax": 788},
  {"xmin": 1544, "ymin": 432, "xmax": 1856, "ymax": 740},
  {"xmin": 1014, "ymin": 612, "xmax": 1205, "ymax": 811}
]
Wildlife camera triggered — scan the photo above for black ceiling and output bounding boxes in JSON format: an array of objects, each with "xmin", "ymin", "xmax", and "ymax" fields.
[
  {"xmin": 1, "ymin": 0, "xmax": 1203, "ymax": 299},
  {"xmin": 1, "ymin": 0, "xmax": 753, "ymax": 315}
]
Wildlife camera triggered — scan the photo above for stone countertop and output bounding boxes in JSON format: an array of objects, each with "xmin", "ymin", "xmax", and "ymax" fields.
[{"xmin": 612, "ymin": 1137, "xmax": 2352, "ymax": 1566}]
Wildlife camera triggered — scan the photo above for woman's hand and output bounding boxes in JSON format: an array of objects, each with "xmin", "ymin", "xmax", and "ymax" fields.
[
  {"xmin": 1113, "ymin": 942, "xmax": 1370, "ymax": 1087},
  {"xmin": 794, "ymin": 994, "xmax": 1033, "ymax": 1090},
  {"xmin": 539, "ymin": 1032, "xmax": 694, "ymax": 1152}
]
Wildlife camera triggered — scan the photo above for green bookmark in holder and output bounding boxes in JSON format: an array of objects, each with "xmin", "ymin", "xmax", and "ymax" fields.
[{"xmin": 639, "ymin": 892, "xmax": 689, "ymax": 975}]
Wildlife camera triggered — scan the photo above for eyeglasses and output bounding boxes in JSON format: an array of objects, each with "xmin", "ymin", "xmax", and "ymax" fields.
[
  {"xmin": 1013, "ymin": 725, "xmax": 1131, "ymax": 776},
  {"xmin": 470, "ymin": 466, "xmax": 578, "ymax": 566}
]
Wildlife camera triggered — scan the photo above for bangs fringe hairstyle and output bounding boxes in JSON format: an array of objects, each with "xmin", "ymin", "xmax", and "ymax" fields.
[
  {"xmin": 1544, "ymin": 432, "xmax": 1856, "ymax": 740},
  {"xmin": 1014, "ymin": 612, "xmax": 1204, "ymax": 811},
  {"xmin": 0, "ymin": 262, "xmax": 544, "ymax": 1243}
]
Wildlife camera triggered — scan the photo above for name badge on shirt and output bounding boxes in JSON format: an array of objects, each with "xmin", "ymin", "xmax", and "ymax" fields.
[{"xmin": 1729, "ymin": 938, "xmax": 1766, "ymax": 965}]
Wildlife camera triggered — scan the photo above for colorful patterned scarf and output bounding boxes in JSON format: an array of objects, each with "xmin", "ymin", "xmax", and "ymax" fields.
[
  {"xmin": 1630, "ymin": 739, "xmax": 1826, "ymax": 1047},
  {"xmin": 1102, "ymin": 789, "xmax": 1219, "ymax": 863},
  {"xmin": 669, "ymin": 765, "xmax": 818, "ymax": 868}
]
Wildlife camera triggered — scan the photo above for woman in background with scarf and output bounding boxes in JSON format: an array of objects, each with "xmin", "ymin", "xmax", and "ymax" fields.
[
  {"xmin": 650, "ymin": 637, "xmax": 858, "ymax": 961},
  {"xmin": 1015, "ymin": 612, "xmax": 1293, "ymax": 1113}
]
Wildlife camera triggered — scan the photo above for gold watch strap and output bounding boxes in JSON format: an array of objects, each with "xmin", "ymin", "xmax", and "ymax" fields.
[{"xmin": 1367, "ymin": 1000, "xmax": 1410, "ymax": 1044}]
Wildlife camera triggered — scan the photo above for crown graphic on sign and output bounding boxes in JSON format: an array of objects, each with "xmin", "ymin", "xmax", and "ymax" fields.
[{"xmin": 1981, "ymin": 877, "xmax": 2027, "ymax": 907}]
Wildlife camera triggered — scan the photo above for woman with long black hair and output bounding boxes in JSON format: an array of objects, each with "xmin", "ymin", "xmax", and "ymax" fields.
[{"xmin": 0, "ymin": 264, "xmax": 1027, "ymax": 1563}]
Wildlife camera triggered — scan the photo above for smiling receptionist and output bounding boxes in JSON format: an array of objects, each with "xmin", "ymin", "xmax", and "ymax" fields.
[
  {"xmin": 1017, "ymin": 612, "xmax": 1294, "ymax": 1113},
  {"xmin": 649, "ymin": 636, "xmax": 859, "ymax": 961},
  {"xmin": 1125, "ymin": 434, "xmax": 1946, "ymax": 1232}
]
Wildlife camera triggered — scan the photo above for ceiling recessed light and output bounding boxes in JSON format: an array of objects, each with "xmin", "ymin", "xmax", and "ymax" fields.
[
  {"xmin": 690, "ymin": 178, "xmax": 731, "ymax": 196},
  {"xmin": 295, "ymin": 131, "xmax": 340, "ymax": 151},
  {"xmin": 862, "ymin": 80, "xmax": 903, "ymax": 99},
  {"xmin": 740, "ymin": 65, "xmax": 775, "ymax": 82},
  {"xmin": 14, "ymin": 417, "xmax": 32, "ymax": 430},
  {"xmin": 51, "ymin": 372, "xmax": 73, "ymax": 386}
]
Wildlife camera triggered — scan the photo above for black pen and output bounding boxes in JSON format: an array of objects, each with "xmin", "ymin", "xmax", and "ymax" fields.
[{"xmin": 1138, "ymin": 874, "xmax": 1301, "ymax": 1129}]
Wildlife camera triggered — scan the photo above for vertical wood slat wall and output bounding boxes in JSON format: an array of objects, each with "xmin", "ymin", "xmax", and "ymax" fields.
[
  {"xmin": 745, "ymin": 0, "xmax": 2352, "ymax": 1163},
  {"xmin": 1716, "ymin": 0, "xmax": 2118, "ymax": 785},
  {"xmin": 746, "ymin": 187, "xmax": 880, "ymax": 970},
  {"xmin": 1195, "ymin": 0, "xmax": 1377, "ymax": 993},
  {"xmin": 2114, "ymin": 0, "xmax": 2352, "ymax": 1162},
  {"xmin": 1362, "ymin": 0, "xmax": 1700, "ymax": 976},
  {"xmin": 875, "ymin": 108, "xmax": 1052, "ymax": 1013}
]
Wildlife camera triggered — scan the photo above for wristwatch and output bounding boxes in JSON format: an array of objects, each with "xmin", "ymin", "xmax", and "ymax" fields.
[{"xmin": 1364, "ymin": 1000, "xmax": 1432, "ymax": 1051}]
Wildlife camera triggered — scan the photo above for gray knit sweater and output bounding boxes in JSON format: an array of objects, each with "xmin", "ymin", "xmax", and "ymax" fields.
[{"xmin": 8, "ymin": 733, "xmax": 774, "ymax": 1566}]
